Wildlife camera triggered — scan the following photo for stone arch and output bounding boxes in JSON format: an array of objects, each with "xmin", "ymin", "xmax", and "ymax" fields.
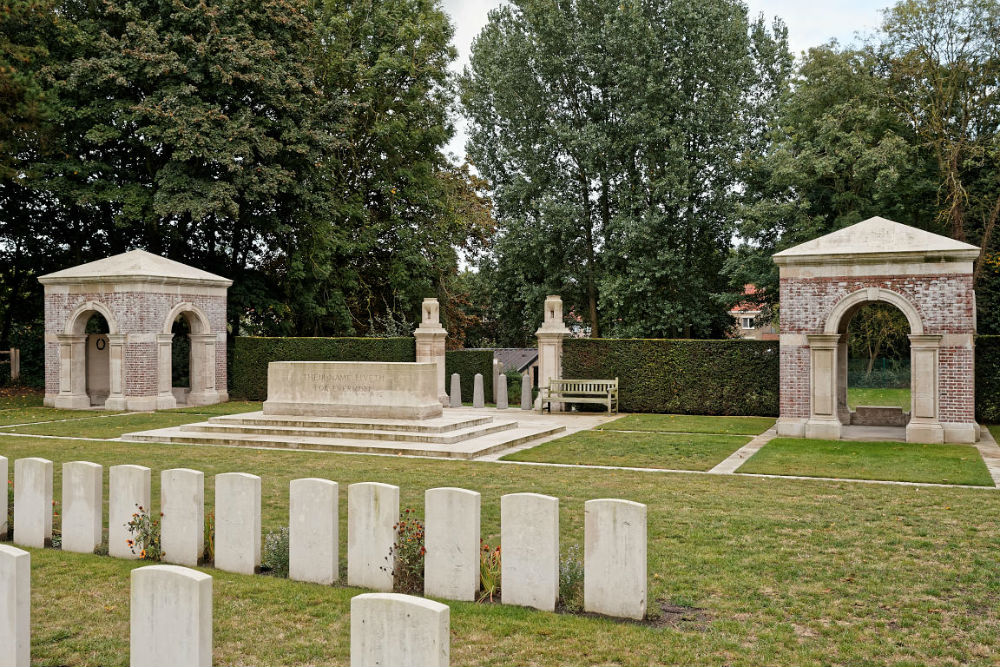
[
  {"xmin": 158, "ymin": 302, "xmax": 218, "ymax": 407},
  {"xmin": 824, "ymin": 287, "xmax": 924, "ymax": 336},
  {"xmin": 162, "ymin": 302, "xmax": 211, "ymax": 335},
  {"xmin": 64, "ymin": 300, "xmax": 119, "ymax": 335}
]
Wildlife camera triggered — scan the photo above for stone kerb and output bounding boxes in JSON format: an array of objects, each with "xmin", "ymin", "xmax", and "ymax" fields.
[
  {"xmin": 449, "ymin": 373, "xmax": 461, "ymax": 408},
  {"xmin": 214, "ymin": 473, "xmax": 261, "ymax": 575},
  {"xmin": 0, "ymin": 544, "xmax": 30, "ymax": 667},
  {"xmin": 521, "ymin": 374, "xmax": 532, "ymax": 410},
  {"xmin": 110, "ymin": 465, "xmax": 152, "ymax": 559},
  {"xmin": 350, "ymin": 593, "xmax": 449, "ymax": 667},
  {"xmin": 161, "ymin": 469, "xmax": 205, "ymax": 567},
  {"xmin": 501, "ymin": 493, "xmax": 559, "ymax": 611},
  {"xmin": 584, "ymin": 499, "xmax": 647, "ymax": 620},
  {"xmin": 289, "ymin": 478, "xmax": 339, "ymax": 585},
  {"xmin": 61, "ymin": 461, "xmax": 103, "ymax": 554},
  {"xmin": 424, "ymin": 487, "xmax": 480, "ymax": 602},
  {"xmin": 0, "ymin": 456, "xmax": 7, "ymax": 539},
  {"xmin": 472, "ymin": 374, "xmax": 485, "ymax": 408},
  {"xmin": 14, "ymin": 457, "xmax": 53, "ymax": 548},
  {"xmin": 348, "ymin": 482, "xmax": 399, "ymax": 592},
  {"xmin": 130, "ymin": 565, "xmax": 212, "ymax": 667},
  {"xmin": 496, "ymin": 373, "xmax": 509, "ymax": 409}
]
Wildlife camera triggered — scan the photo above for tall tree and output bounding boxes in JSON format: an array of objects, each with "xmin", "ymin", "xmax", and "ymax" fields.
[{"xmin": 461, "ymin": 0, "xmax": 790, "ymax": 341}]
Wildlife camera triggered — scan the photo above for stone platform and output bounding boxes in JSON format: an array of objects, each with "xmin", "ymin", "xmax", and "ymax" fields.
[{"xmin": 121, "ymin": 410, "xmax": 566, "ymax": 459}]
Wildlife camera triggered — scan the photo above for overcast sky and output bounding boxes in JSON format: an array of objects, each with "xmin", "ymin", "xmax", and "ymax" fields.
[{"xmin": 440, "ymin": 0, "xmax": 888, "ymax": 161}]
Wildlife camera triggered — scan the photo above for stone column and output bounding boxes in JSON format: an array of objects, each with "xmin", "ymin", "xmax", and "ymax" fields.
[
  {"xmin": 804, "ymin": 334, "xmax": 843, "ymax": 440},
  {"xmin": 906, "ymin": 334, "xmax": 945, "ymax": 444},
  {"xmin": 54, "ymin": 333, "xmax": 90, "ymax": 409},
  {"xmin": 105, "ymin": 334, "xmax": 127, "ymax": 410},
  {"xmin": 187, "ymin": 334, "xmax": 220, "ymax": 406},
  {"xmin": 156, "ymin": 333, "xmax": 178, "ymax": 410},
  {"xmin": 535, "ymin": 295, "xmax": 571, "ymax": 411},
  {"xmin": 836, "ymin": 337, "xmax": 850, "ymax": 424},
  {"xmin": 415, "ymin": 298, "xmax": 449, "ymax": 406}
]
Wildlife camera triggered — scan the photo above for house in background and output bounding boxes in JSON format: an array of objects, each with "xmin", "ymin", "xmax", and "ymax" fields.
[{"xmin": 729, "ymin": 284, "xmax": 778, "ymax": 341}]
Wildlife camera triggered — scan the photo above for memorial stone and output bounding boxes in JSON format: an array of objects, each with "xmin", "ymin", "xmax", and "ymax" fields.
[
  {"xmin": 130, "ymin": 565, "xmax": 212, "ymax": 667},
  {"xmin": 214, "ymin": 473, "xmax": 261, "ymax": 575},
  {"xmin": 289, "ymin": 478, "xmax": 339, "ymax": 585},
  {"xmin": 584, "ymin": 499, "xmax": 647, "ymax": 620},
  {"xmin": 109, "ymin": 465, "xmax": 151, "ymax": 559},
  {"xmin": 501, "ymin": 493, "xmax": 558, "ymax": 611},
  {"xmin": 473, "ymin": 374, "xmax": 485, "ymax": 409},
  {"xmin": 0, "ymin": 545, "xmax": 29, "ymax": 667},
  {"xmin": 61, "ymin": 461, "xmax": 103, "ymax": 554},
  {"xmin": 521, "ymin": 374, "xmax": 532, "ymax": 410},
  {"xmin": 449, "ymin": 373, "xmax": 461, "ymax": 408},
  {"xmin": 14, "ymin": 457, "xmax": 52, "ymax": 548},
  {"xmin": 347, "ymin": 482, "xmax": 399, "ymax": 591},
  {"xmin": 161, "ymin": 469, "xmax": 204, "ymax": 567},
  {"xmin": 424, "ymin": 487, "xmax": 480, "ymax": 601},
  {"xmin": 350, "ymin": 593, "xmax": 449, "ymax": 667},
  {"xmin": 496, "ymin": 373, "xmax": 509, "ymax": 409}
]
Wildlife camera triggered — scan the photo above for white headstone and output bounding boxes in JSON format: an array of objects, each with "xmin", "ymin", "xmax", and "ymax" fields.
[
  {"xmin": 110, "ymin": 465, "xmax": 152, "ymax": 559},
  {"xmin": 584, "ymin": 499, "xmax": 647, "ymax": 620},
  {"xmin": 521, "ymin": 373, "xmax": 532, "ymax": 410},
  {"xmin": 61, "ymin": 461, "xmax": 103, "ymax": 554},
  {"xmin": 501, "ymin": 493, "xmax": 558, "ymax": 611},
  {"xmin": 496, "ymin": 373, "xmax": 509, "ymax": 409},
  {"xmin": 214, "ymin": 473, "xmax": 261, "ymax": 575},
  {"xmin": 130, "ymin": 565, "xmax": 212, "ymax": 667},
  {"xmin": 289, "ymin": 478, "xmax": 339, "ymax": 585},
  {"xmin": 13, "ymin": 457, "xmax": 52, "ymax": 548},
  {"xmin": 424, "ymin": 487, "xmax": 480, "ymax": 601},
  {"xmin": 161, "ymin": 469, "xmax": 204, "ymax": 567},
  {"xmin": 350, "ymin": 593, "xmax": 449, "ymax": 667},
  {"xmin": 347, "ymin": 482, "xmax": 399, "ymax": 591},
  {"xmin": 473, "ymin": 373, "xmax": 485, "ymax": 408},
  {"xmin": 449, "ymin": 373, "xmax": 461, "ymax": 408},
  {"xmin": 0, "ymin": 545, "xmax": 30, "ymax": 667},
  {"xmin": 0, "ymin": 456, "xmax": 7, "ymax": 539}
]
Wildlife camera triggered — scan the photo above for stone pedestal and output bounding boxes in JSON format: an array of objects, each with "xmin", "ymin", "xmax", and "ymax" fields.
[
  {"xmin": 535, "ymin": 295, "xmax": 570, "ymax": 411},
  {"xmin": 54, "ymin": 334, "xmax": 90, "ymax": 409},
  {"xmin": 156, "ymin": 333, "xmax": 178, "ymax": 410},
  {"xmin": 906, "ymin": 334, "xmax": 945, "ymax": 443},
  {"xmin": 414, "ymin": 298, "xmax": 449, "ymax": 407},
  {"xmin": 804, "ymin": 334, "xmax": 843, "ymax": 441}
]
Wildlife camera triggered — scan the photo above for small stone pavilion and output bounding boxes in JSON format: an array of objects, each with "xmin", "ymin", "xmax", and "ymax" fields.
[
  {"xmin": 39, "ymin": 250, "xmax": 231, "ymax": 411},
  {"xmin": 774, "ymin": 216, "xmax": 980, "ymax": 444}
]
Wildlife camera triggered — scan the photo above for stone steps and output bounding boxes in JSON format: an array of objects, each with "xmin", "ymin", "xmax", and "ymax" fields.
[
  {"xmin": 178, "ymin": 419, "xmax": 517, "ymax": 444},
  {"xmin": 206, "ymin": 411, "xmax": 493, "ymax": 433},
  {"xmin": 122, "ymin": 420, "xmax": 565, "ymax": 460}
]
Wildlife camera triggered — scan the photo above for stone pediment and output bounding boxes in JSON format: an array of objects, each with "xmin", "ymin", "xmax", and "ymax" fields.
[
  {"xmin": 773, "ymin": 217, "xmax": 979, "ymax": 265},
  {"xmin": 39, "ymin": 249, "xmax": 232, "ymax": 286}
]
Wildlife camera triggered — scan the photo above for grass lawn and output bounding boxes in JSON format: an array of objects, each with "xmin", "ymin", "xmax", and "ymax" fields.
[
  {"xmin": 0, "ymin": 407, "xmax": 119, "ymax": 427},
  {"xmin": 3, "ymin": 433, "xmax": 1000, "ymax": 664},
  {"xmin": 738, "ymin": 437, "xmax": 993, "ymax": 486},
  {"xmin": 0, "ymin": 388, "xmax": 44, "ymax": 409},
  {"xmin": 847, "ymin": 387, "xmax": 911, "ymax": 411},
  {"xmin": 0, "ymin": 402, "xmax": 263, "ymax": 438},
  {"xmin": 501, "ymin": 430, "xmax": 750, "ymax": 471},
  {"xmin": 597, "ymin": 414, "xmax": 775, "ymax": 435}
]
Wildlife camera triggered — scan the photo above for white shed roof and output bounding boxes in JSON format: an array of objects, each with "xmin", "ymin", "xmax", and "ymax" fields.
[
  {"xmin": 773, "ymin": 217, "xmax": 979, "ymax": 265},
  {"xmin": 39, "ymin": 249, "xmax": 233, "ymax": 287}
]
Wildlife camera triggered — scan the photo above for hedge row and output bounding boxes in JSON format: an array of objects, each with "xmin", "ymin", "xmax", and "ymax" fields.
[
  {"xmin": 562, "ymin": 338, "xmax": 779, "ymax": 416},
  {"xmin": 976, "ymin": 336, "xmax": 1000, "ymax": 423},
  {"xmin": 445, "ymin": 349, "xmax": 494, "ymax": 404},
  {"xmin": 230, "ymin": 337, "xmax": 415, "ymax": 400}
]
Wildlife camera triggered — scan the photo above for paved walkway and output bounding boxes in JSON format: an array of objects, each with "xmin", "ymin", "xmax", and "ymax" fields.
[
  {"xmin": 707, "ymin": 428, "xmax": 777, "ymax": 474},
  {"xmin": 973, "ymin": 427, "xmax": 1000, "ymax": 486}
]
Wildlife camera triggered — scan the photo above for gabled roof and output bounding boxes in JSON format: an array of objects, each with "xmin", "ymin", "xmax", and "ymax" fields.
[
  {"xmin": 39, "ymin": 250, "xmax": 232, "ymax": 287},
  {"xmin": 773, "ymin": 217, "xmax": 979, "ymax": 265},
  {"xmin": 494, "ymin": 348, "xmax": 538, "ymax": 373}
]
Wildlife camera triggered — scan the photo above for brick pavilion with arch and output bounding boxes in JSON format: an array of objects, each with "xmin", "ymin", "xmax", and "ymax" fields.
[
  {"xmin": 773, "ymin": 216, "xmax": 980, "ymax": 444},
  {"xmin": 39, "ymin": 250, "xmax": 231, "ymax": 411}
]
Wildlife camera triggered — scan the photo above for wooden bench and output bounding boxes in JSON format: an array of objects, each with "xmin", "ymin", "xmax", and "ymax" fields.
[{"xmin": 540, "ymin": 378, "xmax": 619, "ymax": 414}]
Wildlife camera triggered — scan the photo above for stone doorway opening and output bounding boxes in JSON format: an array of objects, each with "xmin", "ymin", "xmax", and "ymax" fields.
[
  {"xmin": 171, "ymin": 314, "xmax": 192, "ymax": 406},
  {"xmin": 84, "ymin": 312, "xmax": 111, "ymax": 407},
  {"xmin": 842, "ymin": 302, "xmax": 912, "ymax": 431}
]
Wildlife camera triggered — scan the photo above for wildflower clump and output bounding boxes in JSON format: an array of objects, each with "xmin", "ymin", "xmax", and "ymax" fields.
[
  {"xmin": 384, "ymin": 507, "xmax": 426, "ymax": 594},
  {"xmin": 125, "ymin": 504, "xmax": 163, "ymax": 561}
]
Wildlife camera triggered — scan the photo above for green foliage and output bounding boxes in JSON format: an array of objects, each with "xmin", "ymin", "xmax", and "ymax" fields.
[
  {"xmin": 262, "ymin": 527, "xmax": 290, "ymax": 578},
  {"xmin": 558, "ymin": 544, "xmax": 584, "ymax": 612},
  {"xmin": 125, "ymin": 504, "xmax": 163, "ymax": 561},
  {"xmin": 478, "ymin": 539, "xmax": 501, "ymax": 603},
  {"xmin": 230, "ymin": 336, "xmax": 415, "ymax": 400},
  {"xmin": 445, "ymin": 350, "xmax": 494, "ymax": 403},
  {"xmin": 562, "ymin": 339, "xmax": 779, "ymax": 416},
  {"xmin": 8, "ymin": 319, "xmax": 44, "ymax": 389},
  {"xmin": 976, "ymin": 336, "xmax": 1000, "ymax": 422},
  {"xmin": 461, "ymin": 0, "xmax": 791, "ymax": 340},
  {"xmin": 388, "ymin": 508, "xmax": 425, "ymax": 595},
  {"xmin": 203, "ymin": 511, "xmax": 214, "ymax": 565}
]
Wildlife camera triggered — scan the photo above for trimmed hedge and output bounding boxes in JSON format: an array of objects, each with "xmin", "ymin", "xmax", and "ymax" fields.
[
  {"xmin": 446, "ymin": 350, "xmax": 494, "ymax": 404},
  {"xmin": 231, "ymin": 337, "xmax": 415, "ymax": 400},
  {"xmin": 976, "ymin": 336, "xmax": 1000, "ymax": 423},
  {"xmin": 562, "ymin": 338, "xmax": 779, "ymax": 416}
]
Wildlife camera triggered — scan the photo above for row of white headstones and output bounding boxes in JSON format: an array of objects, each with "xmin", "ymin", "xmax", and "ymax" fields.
[
  {"xmin": 1, "ymin": 455, "xmax": 648, "ymax": 663},
  {"xmin": 1, "ymin": 549, "xmax": 450, "ymax": 667}
]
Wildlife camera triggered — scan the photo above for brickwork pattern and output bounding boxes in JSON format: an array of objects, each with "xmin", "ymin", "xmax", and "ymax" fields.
[
  {"xmin": 44, "ymin": 290, "xmax": 227, "ymax": 399},
  {"xmin": 780, "ymin": 273, "xmax": 975, "ymax": 424}
]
